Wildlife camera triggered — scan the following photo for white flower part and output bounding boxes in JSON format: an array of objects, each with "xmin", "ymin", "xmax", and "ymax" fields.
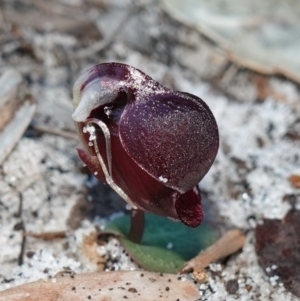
[
  {"xmin": 104, "ymin": 106, "xmax": 113, "ymax": 117},
  {"xmin": 85, "ymin": 124, "xmax": 96, "ymax": 141},
  {"xmin": 159, "ymin": 176, "xmax": 168, "ymax": 183},
  {"xmin": 72, "ymin": 74, "xmax": 122, "ymax": 122},
  {"xmin": 86, "ymin": 118, "xmax": 137, "ymax": 210}
]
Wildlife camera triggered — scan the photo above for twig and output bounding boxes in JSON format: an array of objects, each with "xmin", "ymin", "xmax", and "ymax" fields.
[
  {"xmin": 15, "ymin": 193, "xmax": 26, "ymax": 266},
  {"xmin": 24, "ymin": 231, "xmax": 67, "ymax": 241},
  {"xmin": 14, "ymin": 193, "xmax": 24, "ymax": 219},
  {"xmin": 180, "ymin": 229, "xmax": 246, "ymax": 274},
  {"xmin": 220, "ymin": 63, "xmax": 239, "ymax": 86},
  {"xmin": 72, "ymin": 3, "xmax": 144, "ymax": 59},
  {"xmin": 226, "ymin": 51, "xmax": 300, "ymax": 85},
  {"xmin": 18, "ymin": 230, "xmax": 26, "ymax": 266},
  {"xmin": 32, "ymin": 124, "xmax": 78, "ymax": 140}
]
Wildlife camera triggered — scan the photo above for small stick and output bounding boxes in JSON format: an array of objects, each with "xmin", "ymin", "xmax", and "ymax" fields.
[
  {"xmin": 18, "ymin": 233, "xmax": 26, "ymax": 266},
  {"xmin": 180, "ymin": 229, "xmax": 246, "ymax": 274},
  {"xmin": 32, "ymin": 124, "xmax": 78, "ymax": 140},
  {"xmin": 15, "ymin": 193, "xmax": 26, "ymax": 266},
  {"xmin": 220, "ymin": 64, "xmax": 239, "ymax": 86},
  {"xmin": 17, "ymin": 220, "xmax": 26, "ymax": 266},
  {"xmin": 73, "ymin": 2, "xmax": 145, "ymax": 59},
  {"xmin": 24, "ymin": 231, "xmax": 67, "ymax": 241},
  {"xmin": 14, "ymin": 193, "xmax": 23, "ymax": 218}
]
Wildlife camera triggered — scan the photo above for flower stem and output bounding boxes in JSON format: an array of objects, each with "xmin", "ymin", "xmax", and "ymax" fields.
[{"xmin": 128, "ymin": 209, "xmax": 145, "ymax": 243}]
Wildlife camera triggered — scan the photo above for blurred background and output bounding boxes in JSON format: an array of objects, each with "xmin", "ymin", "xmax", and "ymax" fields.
[
  {"xmin": 1, "ymin": 0, "xmax": 300, "ymax": 136},
  {"xmin": 1, "ymin": 0, "xmax": 300, "ymax": 133}
]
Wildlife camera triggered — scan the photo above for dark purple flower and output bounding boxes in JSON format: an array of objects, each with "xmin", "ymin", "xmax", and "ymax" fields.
[{"xmin": 72, "ymin": 63, "xmax": 219, "ymax": 227}]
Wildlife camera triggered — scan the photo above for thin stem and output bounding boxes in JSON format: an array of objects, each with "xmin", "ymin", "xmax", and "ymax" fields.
[{"xmin": 128, "ymin": 209, "xmax": 145, "ymax": 243}]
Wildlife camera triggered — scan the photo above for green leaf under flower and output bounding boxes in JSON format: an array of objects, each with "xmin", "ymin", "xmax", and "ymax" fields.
[{"xmin": 105, "ymin": 213, "xmax": 218, "ymax": 274}]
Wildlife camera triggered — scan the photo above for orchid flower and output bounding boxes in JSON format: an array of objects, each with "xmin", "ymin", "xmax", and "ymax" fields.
[{"xmin": 72, "ymin": 63, "xmax": 218, "ymax": 233}]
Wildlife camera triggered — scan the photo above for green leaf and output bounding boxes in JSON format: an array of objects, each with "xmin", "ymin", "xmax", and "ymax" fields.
[{"xmin": 105, "ymin": 213, "xmax": 218, "ymax": 274}]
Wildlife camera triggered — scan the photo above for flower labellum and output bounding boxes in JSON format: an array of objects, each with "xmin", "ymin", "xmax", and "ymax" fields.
[{"xmin": 72, "ymin": 63, "xmax": 219, "ymax": 227}]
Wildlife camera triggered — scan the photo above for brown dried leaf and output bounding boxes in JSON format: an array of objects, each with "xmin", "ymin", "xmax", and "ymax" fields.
[
  {"xmin": 181, "ymin": 229, "xmax": 245, "ymax": 274},
  {"xmin": 0, "ymin": 271, "xmax": 199, "ymax": 301},
  {"xmin": 163, "ymin": 0, "xmax": 300, "ymax": 85},
  {"xmin": 255, "ymin": 209, "xmax": 300, "ymax": 298}
]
